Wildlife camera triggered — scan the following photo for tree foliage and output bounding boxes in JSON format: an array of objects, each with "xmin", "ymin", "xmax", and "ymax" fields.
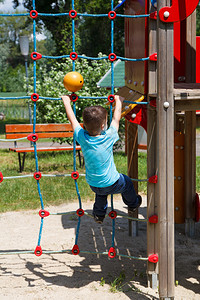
[
  {"xmin": 29, "ymin": 55, "xmax": 110, "ymax": 124},
  {"xmin": 27, "ymin": 55, "xmax": 124, "ymax": 147},
  {"xmin": 0, "ymin": 12, "xmax": 33, "ymax": 66},
  {"xmin": 12, "ymin": 0, "xmax": 124, "ymax": 56}
]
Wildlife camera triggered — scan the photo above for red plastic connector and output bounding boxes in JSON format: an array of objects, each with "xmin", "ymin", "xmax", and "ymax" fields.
[
  {"xmin": 39, "ymin": 210, "xmax": 50, "ymax": 218},
  {"xmin": 31, "ymin": 52, "xmax": 42, "ymax": 60},
  {"xmin": 27, "ymin": 133, "xmax": 38, "ymax": 142},
  {"xmin": 108, "ymin": 247, "xmax": 116, "ymax": 258},
  {"xmin": 70, "ymin": 52, "xmax": 78, "ymax": 60},
  {"xmin": 108, "ymin": 94, "xmax": 115, "ymax": 103},
  {"xmin": 30, "ymin": 10, "xmax": 38, "ymax": 19},
  {"xmin": 70, "ymin": 93, "xmax": 78, "ymax": 102},
  {"xmin": 109, "ymin": 210, "xmax": 117, "ymax": 219},
  {"xmin": 108, "ymin": 11, "xmax": 116, "ymax": 19},
  {"xmin": 0, "ymin": 172, "xmax": 3, "ymax": 183},
  {"xmin": 34, "ymin": 172, "xmax": 42, "ymax": 180},
  {"xmin": 72, "ymin": 244, "xmax": 80, "ymax": 255},
  {"xmin": 69, "ymin": 9, "xmax": 77, "ymax": 18},
  {"xmin": 195, "ymin": 193, "xmax": 200, "ymax": 222},
  {"xmin": 34, "ymin": 245, "xmax": 42, "ymax": 256},
  {"xmin": 149, "ymin": 53, "xmax": 157, "ymax": 61},
  {"xmin": 149, "ymin": 11, "xmax": 157, "ymax": 20},
  {"xmin": 149, "ymin": 215, "xmax": 158, "ymax": 224},
  {"xmin": 76, "ymin": 208, "xmax": 84, "ymax": 217},
  {"xmin": 148, "ymin": 175, "xmax": 158, "ymax": 184},
  {"xmin": 31, "ymin": 93, "xmax": 39, "ymax": 102},
  {"xmin": 108, "ymin": 53, "xmax": 117, "ymax": 62},
  {"xmin": 148, "ymin": 254, "xmax": 158, "ymax": 263},
  {"xmin": 71, "ymin": 171, "xmax": 79, "ymax": 180}
]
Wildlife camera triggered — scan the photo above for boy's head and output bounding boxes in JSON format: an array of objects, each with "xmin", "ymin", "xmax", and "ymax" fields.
[{"xmin": 83, "ymin": 105, "xmax": 108, "ymax": 136}]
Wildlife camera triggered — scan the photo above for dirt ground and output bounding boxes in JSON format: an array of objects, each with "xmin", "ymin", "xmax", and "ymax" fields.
[{"xmin": 0, "ymin": 195, "xmax": 200, "ymax": 300}]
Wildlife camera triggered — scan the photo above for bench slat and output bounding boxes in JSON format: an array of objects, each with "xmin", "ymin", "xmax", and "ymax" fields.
[
  {"xmin": 6, "ymin": 132, "xmax": 74, "ymax": 139},
  {"xmin": 5, "ymin": 123, "xmax": 76, "ymax": 133},
  {"xmin": 9, "ymin": 146, "xmax": 81, "ymax": 153}
]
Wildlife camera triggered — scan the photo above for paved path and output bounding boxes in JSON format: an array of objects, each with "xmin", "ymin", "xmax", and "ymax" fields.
[{"xmin": 1, "ymin": 134, "xmax": 200, "ymax": 156}]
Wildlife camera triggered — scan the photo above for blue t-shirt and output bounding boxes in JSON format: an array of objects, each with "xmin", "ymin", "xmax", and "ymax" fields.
[{"xmin": 74, "ymin": 124, "xmax": 120, "ymax": 187}]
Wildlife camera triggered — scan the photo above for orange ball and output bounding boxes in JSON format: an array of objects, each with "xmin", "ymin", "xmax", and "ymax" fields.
[{"xmin": 63, "ymin": 72, "xmax": 84, "ymax": 92}]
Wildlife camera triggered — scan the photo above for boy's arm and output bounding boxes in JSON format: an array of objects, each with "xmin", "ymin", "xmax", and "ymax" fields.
[
  {"xmin": 61, "ymin": 95, "xmax": 80, "ymax": 131},
  {"xmin": 110, "ymin": 95, "xmax": 124, "ymax": 131}
]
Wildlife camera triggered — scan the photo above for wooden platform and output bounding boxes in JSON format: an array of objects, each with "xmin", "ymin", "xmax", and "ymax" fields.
[
  {"xmin": 174, "ymin": 83, "xmax": 200, "ymax": 111},
  {"xmin": 174, "ymin": 83, "xmax": 200, "ymax": 99},
  {"xmin": 149, "ymin": 83, "xmax": 200, "ymax": 111}
]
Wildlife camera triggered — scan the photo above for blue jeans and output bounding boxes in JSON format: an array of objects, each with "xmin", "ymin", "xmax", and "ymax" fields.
[{"xmin": 90, "ymin": 174, "xmax": 138, "ymax": 216}]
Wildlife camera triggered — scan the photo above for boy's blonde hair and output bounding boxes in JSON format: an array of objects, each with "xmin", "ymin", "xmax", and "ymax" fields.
[{"xmin": 83, "ymin": 105, "xmax": 107, "ymax": 136}]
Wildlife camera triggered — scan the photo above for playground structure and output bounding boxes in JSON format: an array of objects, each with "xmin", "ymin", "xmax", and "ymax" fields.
[
  {"xmin": 0, "ymin": 1, "xmax": 200, "ymax": 299},
  {"xmin": 120, "ymin": 0, "xmax": 200, "ymax": 298}
]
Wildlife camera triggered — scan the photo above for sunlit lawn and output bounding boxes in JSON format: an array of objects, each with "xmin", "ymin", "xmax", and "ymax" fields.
[
  {"xmin": 0, "ymin": 149, "xmax": 148, "ymax": 212},
  {"xmin": 0, "ymin": 142, "xmax": 199, "ymax": 213}
]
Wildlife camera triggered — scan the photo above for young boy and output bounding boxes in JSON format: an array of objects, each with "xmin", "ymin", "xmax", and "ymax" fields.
[{"xmin": 61, "ymin": 95, "xmax": 142, "ymax": 224}]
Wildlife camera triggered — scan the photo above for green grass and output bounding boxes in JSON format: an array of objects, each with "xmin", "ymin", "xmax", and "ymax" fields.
[
  {"xmin": 0, "ymin": 92, "xmax": 26, "ymax": 97},
  {"xmin": 0, "ymin": 148, "xmax": 199, "ymax": 213},
  {"xmin": 0, "ymin": 92, "xmax": 28, "ymax": 106},
  {"xmin": 0, "ymin": 149, "xmax": 147, "ymax": 213}
]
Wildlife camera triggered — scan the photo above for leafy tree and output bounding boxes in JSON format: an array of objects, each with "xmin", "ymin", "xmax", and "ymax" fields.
[
  {"xmin": 28, "ymin": 54, "xmax": 110, "ymax": 125},
  {"xmin": 13, "ymin": 0, "xmax": 78, "ymax": 55},
  {"xmin": 12, "ymin": 0, "xmax": 124, "ymax": 56},
  {"xmin": 27, "ymin": 55, "xmax": 124, "ymax": 147},
  {"xmin": 0, "ymin": 12, "xmax": 33, "ymax": 66},
  {"xmin": 0, "ymin": 9, "xmax": 56, "ymax": 92},
  {"xmin": 78, "ymin": 1, "xmax": 124, "ymax": 57}
]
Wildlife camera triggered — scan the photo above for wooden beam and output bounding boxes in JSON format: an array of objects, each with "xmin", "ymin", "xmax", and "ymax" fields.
[
  {"xmin": 175, "ymin": 99, "xmax": 200, "ymax": 111},
  {"xmin": 197, "ymin": 115, "xmax": 200, "ymax": 127},
  {"xmin": 184, "ymin": 111, "xmax": 196, "ymax": 236},
  {"xmin": 157, "ymin": 1, "xmax": 175, "ymax": 298},
  {"xmin": 186, "ymin": 11, "xmax": 196, "ymax": 83},
  {"xmin": 127, "ymin": 122, "xmax": 138, "ymax": 236},
  {"xmin": 148, "ymin": 3, "xmax": 157, "ymax": 95},
  {"xmin": 147, "ymin": 103, "xmax": 159, "ymax": 289}
]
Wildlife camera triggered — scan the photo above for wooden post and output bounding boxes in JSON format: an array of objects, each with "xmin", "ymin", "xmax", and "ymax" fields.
[
  {"xmin": 185, "ymin": 111, "xmax": 196, "ymax": 236},
  {"xmin": 157, "ymin": 1, "xmax": 175, "ymax": 299},
  {"xmin": 184, "ymin": 11, "xmax": 196, "ymax": 236},
  {"xmin": 147, "ymin": 103, "xmax": 159, "ymax": 289},
  {"xmin": 147, "ymin": 0, "xmax": 158, "ymax": 289},
  {"xmin": 127, "ymin": 122, "xmax": 138, "ymax": 236}
]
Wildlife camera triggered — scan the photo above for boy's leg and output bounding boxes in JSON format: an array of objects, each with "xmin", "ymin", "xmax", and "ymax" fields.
[
  {"xmin": 93, "ymin": 193, "xmax": 108, "ymax": 218},
  {"xmin": 115, "ymin": 174, "xmax": 140, "ymax": 209}
]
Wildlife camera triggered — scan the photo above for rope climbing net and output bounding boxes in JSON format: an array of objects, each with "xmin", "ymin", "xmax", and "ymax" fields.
[{"xmin": 0, "ymin": 0, "xmax": 158, "ymax": 264}]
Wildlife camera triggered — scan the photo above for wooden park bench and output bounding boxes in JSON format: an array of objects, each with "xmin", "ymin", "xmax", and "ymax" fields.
[{"xmin": 5, "ymin": 123, "xmax": 84, "ymax": 172}]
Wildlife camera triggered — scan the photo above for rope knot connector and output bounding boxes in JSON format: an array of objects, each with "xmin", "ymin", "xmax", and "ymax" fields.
[
  {"xmin": 108, "ymin": 247, "xmax": 116, "ymax": 258},
  {"xmin": 109, "ymin": 210, "xmax": 117, "ymax": 219},
  {"xmin": 72, "ymin": 244, "xmax": 80, "ymax": 255},
  {"xmin": 27, "ymin": 133, "xmax": 38, "ymax": 142},
  {"xmin": 34, "ymin": 245, "xmax": 42, "ymax": 256}
]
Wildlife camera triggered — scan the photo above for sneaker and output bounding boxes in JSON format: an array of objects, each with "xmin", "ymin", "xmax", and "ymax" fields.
[
  {"xmin": 93, "ymin": 214, "xmax": 105, "ymax": 224},
  {"xmin": 128, "ymin": 195, "xmax": 142, "ymax": 217}
]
